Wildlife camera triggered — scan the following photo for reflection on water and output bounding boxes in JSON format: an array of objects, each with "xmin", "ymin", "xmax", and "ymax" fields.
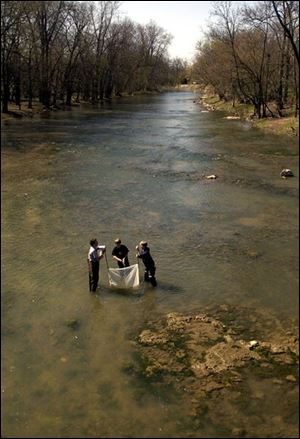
[{"xmin": 1, "ymin": 92, "xmax": 299, "ymax": 437}]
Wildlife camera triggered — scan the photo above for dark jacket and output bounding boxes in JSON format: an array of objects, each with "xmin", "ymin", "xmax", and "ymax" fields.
[{"xmin": 138, "ymin": 246, "xmax": 155, "ymax": 268}]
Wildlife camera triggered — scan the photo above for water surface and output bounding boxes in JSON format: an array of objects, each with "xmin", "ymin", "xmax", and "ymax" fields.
[{"xmin": 1, "ymin": 92, "xmax": 299, "ymax": 437}]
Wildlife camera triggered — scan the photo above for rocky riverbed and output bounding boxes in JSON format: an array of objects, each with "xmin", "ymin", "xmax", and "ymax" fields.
[{"xmin": 125, "ymin": 304, "xmax": 299, "ymax": 438}]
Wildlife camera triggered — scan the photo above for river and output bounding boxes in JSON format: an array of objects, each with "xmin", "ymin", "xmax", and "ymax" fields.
[{"xmin": 1, "ymin": 91, "xmax": 299, "ymax": 437}]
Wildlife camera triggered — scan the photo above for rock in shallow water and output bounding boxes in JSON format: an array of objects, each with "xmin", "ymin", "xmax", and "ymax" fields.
[{"xmin": 280, "ymin": 168, "xmax": 294, "ymax": 178}]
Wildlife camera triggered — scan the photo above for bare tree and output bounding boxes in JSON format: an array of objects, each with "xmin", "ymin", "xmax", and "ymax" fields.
[
  {"xmin": 271, "ymin": 0, "xmax": 299, "ymax": 65},
  {"xmin": 1, "ymin": 0, "xmax": 183, "ymax": 113},
  {"xmin": 62, "ymin": 2, "xmax": 89, "ymax": 105},
  {"xmin": 193, "ymin": 1, "xmax": 298, "ymax": 118},
  {"xmin": 88, "ymin": 1, "xmax": 120, "ymax": 102},
  {"xmin": 1, "ymin": 1, "xmax": 24, "ymax": 112},
  {"xmin": 32, "ymin": 1, "xmax": 68, "ymax": 108}
]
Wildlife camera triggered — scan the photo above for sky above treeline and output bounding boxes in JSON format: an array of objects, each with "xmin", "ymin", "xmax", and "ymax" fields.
[{"xmin": 120, "ymin": 1, "xmax": 215, "ymax": 61}]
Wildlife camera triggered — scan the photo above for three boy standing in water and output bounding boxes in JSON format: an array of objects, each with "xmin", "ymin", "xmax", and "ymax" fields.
[{"xmin": 87, "ymin": 237, "xmax": 157, "ymax": 291}]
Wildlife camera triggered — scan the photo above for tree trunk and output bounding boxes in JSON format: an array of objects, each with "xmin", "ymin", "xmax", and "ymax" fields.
[
  {"xmin": 75, "ymin": 88, "xmax": 80, "ymax": 103},
  {"xmin": 15, "ymin": 83, "xmax": 21, "ymax": 109},
  {"xmin": 277, "ymin": 34, "xmax": 286, "ymax": 114},
  {"xmin": 2, "ymin": 83, "xmax": 9, "ymax": 113},
  {"xmin": 40, "ymin": 82, "xmax": 51, "ymax": 108},
  {"xmin": 27, "ymin": 50, "xmax": 33, "ymax": 109},
  {"xmin": 283, "ymin": 51, "xmax": 290, "ymax": 105},
  {"xmin": 40, "ymin": 49, "xmax": 51, "ymax": 108},
  {"xmin": 83, "ymin": 82, "xmax": 90, "ymax": 101},
  {"xmin": 104, "ymin": 71, "xmax": 113, "ymax": 99},
  {"xmin": 294, "ymin": 59, "xmax": 299, "ymax": 117},
  {"xmin": 28, "ymin": 82, "xmax": 33, "ymax": 109},
  {"xmin": 66, "ymin": 88, "xmax": 73, "ymax": 106},
  {"xmin": 91, "ymin": 78, "xmax": 98, "ymax": 103}
]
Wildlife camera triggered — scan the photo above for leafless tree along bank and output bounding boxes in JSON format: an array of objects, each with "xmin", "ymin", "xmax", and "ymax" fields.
[
  {"xmin": 192, "ymin": 1, "xmax": 299, "ymax": 118},
  {"xmin": 1, "ymin": 0, "xmax": 188, "ymax": 113}
]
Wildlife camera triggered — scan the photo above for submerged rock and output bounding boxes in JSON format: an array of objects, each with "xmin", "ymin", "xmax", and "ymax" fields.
[{"xmin": 65, "ymin": 319, "xmax": 80, "ymax": 330}]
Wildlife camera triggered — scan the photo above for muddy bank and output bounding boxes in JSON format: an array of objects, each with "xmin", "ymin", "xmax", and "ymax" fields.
[{"xmin": 126, "ymin": 304, "xmax": 298, "ymax": 438}]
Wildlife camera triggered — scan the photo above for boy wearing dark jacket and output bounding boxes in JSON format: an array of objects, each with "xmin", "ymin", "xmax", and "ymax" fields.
[{"xmin": 136, "ymin": 241, "xmax": 157, "ymax": 286}]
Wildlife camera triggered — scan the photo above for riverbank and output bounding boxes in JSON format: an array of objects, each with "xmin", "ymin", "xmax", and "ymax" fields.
[
  {"xmin": 1, "ymin": 101, "xmax": 58, "ymax": 121},
  {"xmin": 196, "ymin": 88, "xmax": 299, "ymax": 138}
]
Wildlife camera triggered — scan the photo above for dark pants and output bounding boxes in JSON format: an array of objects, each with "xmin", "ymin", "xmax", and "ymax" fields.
[
  {"xmin": 144, "ymin": 265, "xmax": 157, "ymax": 286},
  {"xmin": 91, "ymin": 261, "xmax": 99, "ymax": 292}
]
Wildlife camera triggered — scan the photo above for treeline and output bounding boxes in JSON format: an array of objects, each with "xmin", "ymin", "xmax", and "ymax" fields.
[
  {"xmin": 192, "ymin": 1, "xmax": 299, "ymax": 118},
  {"xmin": 1, "ymin": 0, "xmax": 188, "ymax": 112}
]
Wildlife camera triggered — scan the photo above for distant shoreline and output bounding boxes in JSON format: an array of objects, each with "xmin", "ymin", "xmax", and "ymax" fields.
[{"xmin": 2, "ymin": 88, "xmax": 299, "ymax": 139}]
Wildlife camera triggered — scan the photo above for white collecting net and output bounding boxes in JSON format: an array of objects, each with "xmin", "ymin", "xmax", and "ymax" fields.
[{"xmin": 108, "ymin": 264, "xmax": 140, "ymax": 289}]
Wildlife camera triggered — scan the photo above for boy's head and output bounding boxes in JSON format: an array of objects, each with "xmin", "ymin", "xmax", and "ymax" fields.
[{"xmin": 90, "ymin": 238, "xmax": 98, "ymax": 248}]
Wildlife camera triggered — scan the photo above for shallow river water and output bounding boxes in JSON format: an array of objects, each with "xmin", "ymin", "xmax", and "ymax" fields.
[{"xmin": 1, "ymin": 92, "xmax": 299, "ymax": 437}]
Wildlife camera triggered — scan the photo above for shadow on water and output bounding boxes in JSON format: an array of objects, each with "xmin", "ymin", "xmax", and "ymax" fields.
[
  {"xmin": 152, "ymin": 281, "xmax": 184, "ymax": 295},
  {"xmin": 94, "ymin": 285, "xmax": 143, "ymax": 298},
  {"xmin": 92, "ymin": 280, "xmax": 184, "ymax": 299}
]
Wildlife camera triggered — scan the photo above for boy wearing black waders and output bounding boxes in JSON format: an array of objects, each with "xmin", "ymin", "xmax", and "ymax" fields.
[
  {"xmin": 136, "ymin": 241, "xmax": 157, "ymax": 287},
  {"xmin": 87, "ymin": 238, "xmax": 106, "ymax": 292}
]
